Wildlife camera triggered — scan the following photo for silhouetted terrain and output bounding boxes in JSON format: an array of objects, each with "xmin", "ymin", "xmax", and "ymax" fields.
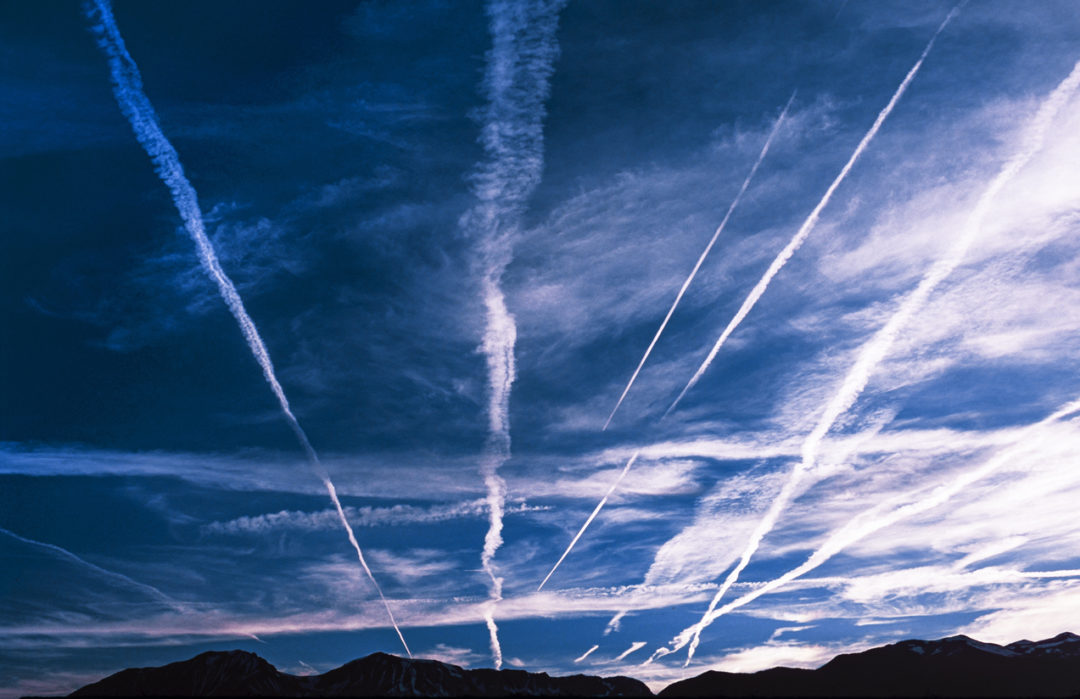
[
  {"xmin": 660, "ymin": 632, "xmax": 1080, "ymax": 697},
  {"xmin": 68, "ymin": 650, "xmax": 651, "ymax": 697},
  {"xmin": 62, "ymin": 632, "xmax": 1080, "ymax": 697}
]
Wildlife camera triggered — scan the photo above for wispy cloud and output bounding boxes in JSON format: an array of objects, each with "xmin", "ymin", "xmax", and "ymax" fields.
[{"xmin": 201, "ymin": 500, "xmax": 544, "ymax": 537}]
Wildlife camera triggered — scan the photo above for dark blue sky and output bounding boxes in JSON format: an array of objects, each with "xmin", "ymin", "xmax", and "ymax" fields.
[{"xmin": 4, "ymin": 0, "xmax": 1080, "ymax": 694}]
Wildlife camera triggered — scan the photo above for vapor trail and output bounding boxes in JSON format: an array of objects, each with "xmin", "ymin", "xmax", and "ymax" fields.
[
  {"xmin": 465, "ymin": 0, "xmax": 565, "ymax": 668},
  {"xmin": 665, "ymin": 6, "xmax": 961, "ymax": 418},
  {"xmin": 614, "ymin": 641, "xmax": 648, "ymax": 662},
  {"xmin": 544, "ymin": 95, "xmax": 799, "ymax": 592},
  {"xmin": 85, "ymin": 0, "xmax": 410, "ymax": 657},
  {"xmin": 538, "ymin": 451, "xmax": 640, "ymax": 590},
  {"xmin": 647, "ymin": 398, "xmax": 1080, "ymax": 664},
  {"xmin": 574, "ymin": 645, "xmax": 600, "ymax": 663},
  {"xmin": 603, "ymin": 92, "xmax": 796, "ymax": 431},
  {"xmin": 582, "ymin": 6, "xmax": 959, "ymax": 642},
  {"xmin": 0, "ymin": 526, "xmax": 183, "ymax": 612},
  {"xmin": 662, "ymin": 56, "xmax": 1080, "ymax": 664}
]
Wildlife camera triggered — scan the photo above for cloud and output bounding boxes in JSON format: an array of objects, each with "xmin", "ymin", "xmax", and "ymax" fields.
[
  {"xmin": 366, "ymin": 549, "xmax": 462, "ymax": 586},
  {"xmin": 420, "ymin": 643, "xmax": 486, "ymax": 668},
  {"xmin": 28, "ymin": 202, "xmax": 310, "ymax": 354},
  {"xmin": 710, "ymin": 641, "xmax": 837, "ymax": 674},
  {"xmin": 201, "ymin": 500, "xmax": 545, "ymax": 536}
]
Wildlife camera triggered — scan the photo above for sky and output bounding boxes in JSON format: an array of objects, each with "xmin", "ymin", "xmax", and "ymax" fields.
[{"xmin": 3, "ymin": 0, "xmax": 1080, "ymax": 695}]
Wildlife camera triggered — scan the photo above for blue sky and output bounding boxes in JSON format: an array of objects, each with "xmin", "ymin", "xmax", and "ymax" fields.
[{"xmin": 4, "ymin": 0, "xmax": 1080, "ymax": 694}]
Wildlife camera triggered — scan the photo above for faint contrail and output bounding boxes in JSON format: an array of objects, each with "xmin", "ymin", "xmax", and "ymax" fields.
[
  {"xmin": 648, "ymin": 397, "xmax": 1080, "ymax": 664},
  {"xmin": 574, "ymin": 644, "xmax": 600, "ymax": 663},
  {"xmin": 85, "ymin": 0, "xmax": 410, "ymax": 657},
  {"xmin": 465, "ymin": 0, "xmax": 566, "ymax": 669},
  {"xmin": 603, "ymin": 92, "xmax": 797, "ymax": 431},
  {"xmin": 543, "ymin": 94, "xmax": 797, "ymax": 590},
  {"xmin": 673, "ymin": 51, "xmax": 1080, "ymax": 665},
  {"xmin": 538, "ymin": 451, "xmax": 640, "ymax": 591},
  {"xmin": 664, "ymin": 6, "xmax": 962, "ymax": 418},
  {"xmin": 0, "ymin": 526, "xmax": 184, "ymax": 612}
]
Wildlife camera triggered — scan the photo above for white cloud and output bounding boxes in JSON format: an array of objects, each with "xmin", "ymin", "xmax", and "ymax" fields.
[
  {"xmin": 201, "ymin": 499, "xmax": 544, "ymax": 536},
  {"xmin": 711, "ymin": 641, "xmax": 836, "ymax": 673},
  {"xmin": 420, "ymin": 643, "xmax": 485, "ymax": 668}
]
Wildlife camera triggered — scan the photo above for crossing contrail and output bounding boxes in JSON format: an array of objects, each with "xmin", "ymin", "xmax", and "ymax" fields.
[
  {"xmin": 603, "ymin": 92, "xmax": 797, "ymax": 431},
  {"xmin": 0, "ymin": 526, "xmax": 184, "ymax": 612},
  {"xmin": 465, "ymin": 0, "xmax": 566, "ymax": 668},
  {"xmin": 648, "ymin": 397, "xmax": 1080, "ymax": 664},
  {"xmin": 664, "ymin": 5, "xmax": 962, "ymax": 419},
  {"xmin": 538, "ymin": 451, "xmax": 640, "ymax": 590},
  {"xmin": 672, "ymin": 52, "xmax": 1080, "ymax": 665},
  {"xmin": 85, "ymin": 0, "xmax": 410, "ymax": 657}
]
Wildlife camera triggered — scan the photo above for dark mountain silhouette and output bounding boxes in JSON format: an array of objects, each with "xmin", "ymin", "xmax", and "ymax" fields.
[
  {"xmin": 70, "ymin": 651, "xmax": 303, "ymax": 697},
  {"xmin": 659, "ymin": 632, "xmax": 1080, "ymax": 697},
  {"xmin": 68, "ymin": 650, "xmax": 652, "ymax": 697},
  {"xmin": 63, "ymin": 632, "xmax": 1080, "ymax": 698}
]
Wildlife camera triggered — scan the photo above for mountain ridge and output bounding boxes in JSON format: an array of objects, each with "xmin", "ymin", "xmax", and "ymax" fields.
[
  {"xmin": 60, "ymin": 632, "xmax": 1080, "ymax": 697},
  {"xmin": 661, "ymin": 631, "xmax": 1080, "ymax": 697},
  {"xmin": 68, "ymin": 649, "xmax": 651, "ymax": 697}
]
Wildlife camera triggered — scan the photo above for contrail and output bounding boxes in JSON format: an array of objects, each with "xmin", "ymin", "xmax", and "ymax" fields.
[
  {"xmin": 543, "ymin": 95, "xmax": 796, "ymax": 590},
  {"xmin": 85, "ymin": 0, "xmax": 410, "ymax": 657},
  {"xmin": 606, "ymin": 610, "xmax": 628, "ymax": 635},
  {"xmin": 664, "ymin": 6, "xmax": 962, "ymax": 418},
  {"xmin": 673, "ymin": 51, "xmax": 1080, "ymax": 665},
  {"xmin": 538, "ymin": 451, "xmax": 640, "ymax": 591},
  {"xmin": 614, "ymin": 641, "xmax": 648, "ymax": 662},
  {"xmin": 0, "ymin": 526, "xmax": 184, "ymax": 612},
  {"xmin": 559, "ymin": 5, "xmax": 961, "ymax": 633},
  {"xmin": 465, "ymin": 0, "xmax": 566, "ymax": 668},
  {"xmin": 603, "ymin": 92, "xmax": 797, "ymax": 431},
  {"xmin": 574, "ymin": 644, "xmax": 600, "ymax": 663},
  {"xmin": 647, "ymin": 397, "xmax": 1080, "ymax": 664}
]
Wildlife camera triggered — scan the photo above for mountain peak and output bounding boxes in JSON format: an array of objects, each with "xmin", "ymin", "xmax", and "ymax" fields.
[
  {"xmin": 1006, "ymin": 631, "xmax": 1080, "ymax": 657},
  {"xmin": 1047, "ymin": 631, "xmax": 1080, "ymax": 641},
  {"xmin": 72, "ymin": 650, "xmax": 651, "ymax": 697},
  {"xmin": 662, "ymin": 631, "xmax": 1080, "ymax": 698},
  {"xmin": 69, "ymin": 632, "xmax": 1080, "ymax": 698}
]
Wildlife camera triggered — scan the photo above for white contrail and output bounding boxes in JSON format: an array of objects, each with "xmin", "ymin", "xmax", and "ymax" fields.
[
  {"xmin": 85, "ymin": 0, "xmax": 410, "ymax": 657},
  {"xmin": 594, "ymin": 6, "xmax": 960, "ymax": 643},
  {"xmin": 647, "ymin": 398, "xmax": 1080, "ymax": 664},
  {"xmin": 574, "ymin": 644, "xmax": 600, "ymax": 663},
  {"xmin": 614, "ymin": 641, "xmax": 648, "ymax": 662},
  {"xmin": 0, "ymin": 526, "xmax": 184, "ymax": 612},
  {"xmin": 465, "ymin": 0, "xmax": 566, "ymax": 668},
  {"xmin": 665, "ymin": 6, "xmax": 962, "ymax": 418},
  {"xmin": 545, "ymin": 94, "xmax": 796, "ymax": 594},
  {"xmin": 538, "ymin": 451, "xmax": 640, "ymax": 591},
  {"xmin": 603, "ymin": 92, "xmax": 797, "ymax": 431},
  {"xmin": 673, "ymin": 51, "xmax": 1080, "ymax": 665}
]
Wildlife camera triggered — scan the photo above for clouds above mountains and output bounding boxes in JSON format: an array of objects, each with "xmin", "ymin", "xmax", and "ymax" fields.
[{"xmin": 4, "ymin": 0, "xmax": 1080, "ymax": 696}]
